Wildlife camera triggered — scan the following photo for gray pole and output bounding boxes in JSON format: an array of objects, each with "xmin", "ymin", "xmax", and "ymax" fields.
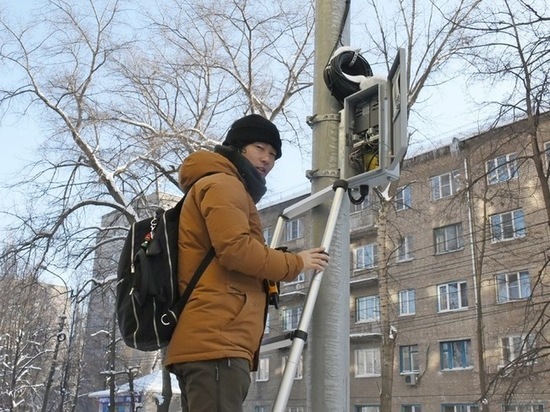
[{"xmin": 308, "ymin": 0, "xmax": 350, "ymax": 411}]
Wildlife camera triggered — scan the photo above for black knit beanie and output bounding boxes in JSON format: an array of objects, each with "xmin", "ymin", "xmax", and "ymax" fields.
[{"xmin": 222, "ymin": 114, "xmax": 282, "ymax": 159}]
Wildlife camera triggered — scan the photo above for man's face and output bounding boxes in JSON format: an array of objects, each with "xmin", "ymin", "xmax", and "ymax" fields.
[{"xmin": 241, "ymin": 142, "xmax": 277, "ymax": 177}]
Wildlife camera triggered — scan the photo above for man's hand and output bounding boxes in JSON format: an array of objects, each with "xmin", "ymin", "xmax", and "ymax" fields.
[{"xmin": 297, "ymin": 247, "xmax": 329, "ymax": 272}]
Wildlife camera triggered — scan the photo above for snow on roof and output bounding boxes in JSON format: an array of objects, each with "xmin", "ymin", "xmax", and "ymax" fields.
[{"xmin": 88, "ymin": 370, "xmax": 180, "ymax": 398}]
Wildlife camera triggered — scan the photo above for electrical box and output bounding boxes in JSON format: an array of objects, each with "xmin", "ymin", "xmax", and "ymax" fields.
[{"xmin": 339, "ymin": 48, "xmax": 408, "ymax": 190}]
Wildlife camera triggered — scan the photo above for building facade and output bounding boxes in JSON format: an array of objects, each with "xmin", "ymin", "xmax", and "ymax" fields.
[{"xmin": 244, "ymin": 117, "xmax": 550, "ymax": 412}]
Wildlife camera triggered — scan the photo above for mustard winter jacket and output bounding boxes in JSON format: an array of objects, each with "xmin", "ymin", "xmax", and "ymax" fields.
[{"xmin": 164, "ymin": 149, "xmax": 304, "ymax": 371}]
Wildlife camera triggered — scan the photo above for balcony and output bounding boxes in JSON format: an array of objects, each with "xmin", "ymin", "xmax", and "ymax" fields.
[
  {"xmin": 350, "ymin": 209, "xmax": 377, "ymax": 236},
  {"xmin": 350, "ymin": 321, "xmax": 382, "ymax": 339},
  {"xmin": 350, "ymin": 269, "xmax": 378, "ymax": 287}
]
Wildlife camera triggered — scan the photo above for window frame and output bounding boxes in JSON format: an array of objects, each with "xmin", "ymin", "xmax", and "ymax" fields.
[
  {"xmin": 282, "ymin": 307, "xmax": 302, "ymax": 331},
  {"xmin": 396, "ymin": 235, "xmax": 413, "ymax": 262},
  {"xmin": 399, "ymin": 344, "xmax": 419, "ymax": 373},
  {"xmin": 355, "ymin": 407, "xmax": 380, "ymax": 412},
  {"xmin": 430, "ymin": 170, "xmax": 460, "ymax": 200},
  {"xmin": 286, "ymin": 407, "xmax": 305, "ymax": 412},
  {"xmin": 263, "ymin": 226, "xmax": 273, "ymax": 246},
  {"xmin": 434, "ymin": 223, "xmax": 464, "ymax": 254},
  {"xmin": 486, "ymin": 153, "xmax": 518, "ymax": 184},
  {"xmin": 501, "ymin": 334, "xmax": 536, "ymax": 366},
  {"xmin": 437, "ymin": 281, "xmax": 468, "ymax": 312},
  {"xmin": 395, "ymin": 185, "xmax": 412, "ymax": 211},
  {"xmin": 355, "ymin": 295, "xmax": 380, "ymax": 322},
  {"xmin": 256, "ymin": 357, "xmax": 270, "ymax": 382},
  {"xmin": 544, "ymin": 141, "xmax": 550, "ymax": 169},
  {"xmin": 399, "ymin": 289, "xmax": 416, "ymax": 316},
  {"xmin": 402, "ymin": 406, "xmax": 422, "ymax": 412},
  {"xmin": 440, "ymin": 339, "xmax": 472, "ymax": 370},
  {"xmin": 441, "ymin": 405, "xmax": 479, "ymax": 412},
  {"xmin": 503, "ymin": 404, "xmax": 544, "ymax": 412},
  {"xmin": 285, "ymin": 218, "xmax": 303, "ymax": 241},
  {"xmin": 282, "ymin": 355, "xmax": 303, "ymax": 380},
  {"xmin": 264, "ymin": 312, "xmax": 270, "ymax": 335},
  {"xmin": 284, "ymin": 272, "xmax": 305, "ymax": 285},
  {"xmin": 354, "ymin": 348, "xmax": 381, "ymax": 377},
  {"xmin": 490, "ymin": 209, "xmax": 526, "ymax": 242},
  {"xmin": 350, "ymin": 196, "xmax": 370, "ymax": 213},
  {"xmin": 354, "ymin": 243, "xmax": 378, "ymax": 270},
  {"xmin": 496, "ymin": 271, "xmax": 531, "ymax": 303}
]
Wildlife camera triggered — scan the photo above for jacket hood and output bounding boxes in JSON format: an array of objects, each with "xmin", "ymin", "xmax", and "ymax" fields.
[{"xmin": 179, "ymin": 150, "xmax": 239, "ymax": 192}]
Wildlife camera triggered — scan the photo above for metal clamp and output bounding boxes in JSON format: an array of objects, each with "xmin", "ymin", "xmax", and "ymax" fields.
[
  {"xmin": 305, "ymin": 169, "xmax": 340, "ymax": 181},
  {"xmin": 306, "ymin": 113, "xmax": 341, "ymax": 128}
]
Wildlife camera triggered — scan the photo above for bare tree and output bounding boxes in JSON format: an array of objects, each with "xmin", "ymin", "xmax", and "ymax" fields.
[
  {"xmin": 0, "ymin": 263, "xmax": 70, "ymax": 411},
  {"xmin": 458, "ymin": 0, "xmax": 550, "ymax": 405},
  {"xmin": 355, "ymin": 0, "xmax": 483, "ymax": 409},
  {"xmin": 0, "ymin": 0, "xmax": 315, "ymax": 409}
]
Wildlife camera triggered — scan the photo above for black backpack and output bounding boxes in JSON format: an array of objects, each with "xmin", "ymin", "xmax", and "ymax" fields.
[{"xmin": 116, "ymin": 196, "xmax": 215, "ymax": 351}]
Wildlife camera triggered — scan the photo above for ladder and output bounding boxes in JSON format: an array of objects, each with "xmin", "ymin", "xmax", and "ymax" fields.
[{"xmin": 264, "ymin": 179, "xmax": 349, "ymax": 412}]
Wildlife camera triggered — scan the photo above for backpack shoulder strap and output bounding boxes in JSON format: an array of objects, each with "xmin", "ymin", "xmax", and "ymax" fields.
[{"xmin": 171, "ymin": 247, "xmax": 215, "ymax": 315}]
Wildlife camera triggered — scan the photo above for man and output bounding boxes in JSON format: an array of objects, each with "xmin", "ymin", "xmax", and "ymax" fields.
[{"xmin": 165, "ymin": 114, "xmax": 329, "ymax": 411}]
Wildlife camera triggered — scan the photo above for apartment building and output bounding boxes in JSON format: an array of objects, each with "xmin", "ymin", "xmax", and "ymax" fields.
[{"xmin": 244, "ymin": 117, "xmax": 550, "ymax": 412}]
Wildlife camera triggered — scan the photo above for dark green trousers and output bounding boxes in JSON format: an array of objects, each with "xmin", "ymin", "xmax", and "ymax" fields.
[{"xmin": 172, "ymin": 358, "xmax": 251, "ymax": 412}]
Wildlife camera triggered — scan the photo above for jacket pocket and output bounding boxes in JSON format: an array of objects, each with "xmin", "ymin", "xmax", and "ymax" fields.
[{"xmin": 220, "ymin": 289, "xmax": 264, "ymax": 351}]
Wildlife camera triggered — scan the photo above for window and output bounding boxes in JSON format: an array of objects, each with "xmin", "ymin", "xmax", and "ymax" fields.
[
  {"xmin": 440, "ymin": 339, "xmax": 472, "ymax": 370},
  {"xmin": 282, "ymin": 356, "xmax": 303, "ymax": 380},
  {"xmin": 402, "ymin": 406, "xmax": 422, "ymax": 412},
  {"xmin": 256, "ymin": 357, "xmax": 269, "ymax": 381},
  {"xmin": 395, "ymin": 186, "xmax": 412, "ymax": 211},
  {"xmin": 501, "ymin": 335, "xmax": 536, "ymax": 365},
  {"xmin": 490, "ymin": 209, "xmax": 526, "ymax": 241},
  {"xmin": 356, "ymin": 295, "xmax": 380, "ymax": 322},
  {"xmin": 396, "ymin": 236, "xmax": 413, "ymax": 262},
  {"xmin": 286, "ymin": 408, "xmax": 305, "ymax": 412},
  {"xmin": 264, "ymin": 313, "xmax": 270, "ymax": 335},
  {"xmin": 355, "ymin": 407, "xmax": 380, "ymax": 412},
  {"xmin": 431, "ymin": 170, "xmax": 460, "ymax": 200},
  {"xmin": 255, "ymin": 407, "xmax": 267, "ymax": 412},
  {"xmin": 284, "ymin": 272, "xmax": 305, "ymax": 285},
  {"xmin": 355, "ymin": 348, "xmax": 381, "ymax": 377},
  {"xmin": 545, "ymin": 142, "xmax": 550, "ymax": 169},
  {"xmin": 496, "ymin": 271, "xmax": 531, "ymax": 303},
  {"xmin": 285, "ymin": 218, "xmax": 303, "ymax": 241},
  {"xmin": 283, "ymin": 307, "xmax": 302, "ymax": 331},
  {"xmin": 399, "ymin": 289, "xmax": 416, "ymax": 316},
  {"xmin": 442, "ymin": 405, "xmax": 478, "ymax": 412},
  {"xmin": 438, "ymin": 281, "xmax": 468, "ymax": 312},
  {"xmin": 486, "ymin": 153, "xmax": 518, "ymax": 184},
  {"xmin": 434, "ymin": 223, "xmax": 464, "ymax": 254},
  {"xmin": 263, "ymin": 227, "xmax": 273, "ymax": 246},
  {"xmin": 399, "ymin": 345, "xmax": 419, "ymax": 373},
  {"xmin": 503, "ymin": 405, "xmax": 544, "ymax": 412},
  {"xmin": 351, "ymin": 196, "xmax": 369, "ymax": 213},
  {"xmin": 354, "ymin": 243, "xmax": 378, "ymax": 269}
]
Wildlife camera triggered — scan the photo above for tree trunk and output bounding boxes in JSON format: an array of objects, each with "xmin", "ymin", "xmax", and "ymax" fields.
[
  {"xmin": 156, "ymin": 367, "xmax": 173, "ymax": 412},
  {"xmin": 378, "ymin": 200, "xmax": 395, "ymax": 412}
]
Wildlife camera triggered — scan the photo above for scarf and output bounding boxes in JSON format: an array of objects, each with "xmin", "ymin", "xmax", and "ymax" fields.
[{"xmin": 214, "ymin": 145, "xmax": 267, "ymax": 203}]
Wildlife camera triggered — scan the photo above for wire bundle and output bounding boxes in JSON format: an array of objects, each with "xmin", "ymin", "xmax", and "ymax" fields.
[{"xmin": 323, "ymin": 48, "xmax": 373, "ymax": 104}]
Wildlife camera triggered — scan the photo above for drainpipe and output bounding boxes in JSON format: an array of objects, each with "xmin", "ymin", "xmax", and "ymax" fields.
[{"xmin": 463, "ymin": 156, "xmax": 488, "ymax": 409}]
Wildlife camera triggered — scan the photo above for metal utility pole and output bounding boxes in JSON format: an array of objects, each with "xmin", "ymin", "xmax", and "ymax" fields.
[{"xmin": 308, "ymin": 0, "xmax": 350, "ymax": 410}]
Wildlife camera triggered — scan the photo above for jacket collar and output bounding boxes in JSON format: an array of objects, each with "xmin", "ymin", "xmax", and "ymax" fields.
[{"xmin": 213, "ymin": 145, "xmax": 267, "ymax": 203}]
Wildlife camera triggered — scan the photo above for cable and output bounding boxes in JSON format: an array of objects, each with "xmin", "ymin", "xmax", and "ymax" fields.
[{"xmin": 323, "ymin": 47, "xmax": 373, "ymax": 104}]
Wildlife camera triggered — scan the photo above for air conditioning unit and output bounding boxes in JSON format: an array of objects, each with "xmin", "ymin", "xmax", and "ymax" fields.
[{"xmin": 404, "ymin": 373, "xmax": 419, "ymax": 386}]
